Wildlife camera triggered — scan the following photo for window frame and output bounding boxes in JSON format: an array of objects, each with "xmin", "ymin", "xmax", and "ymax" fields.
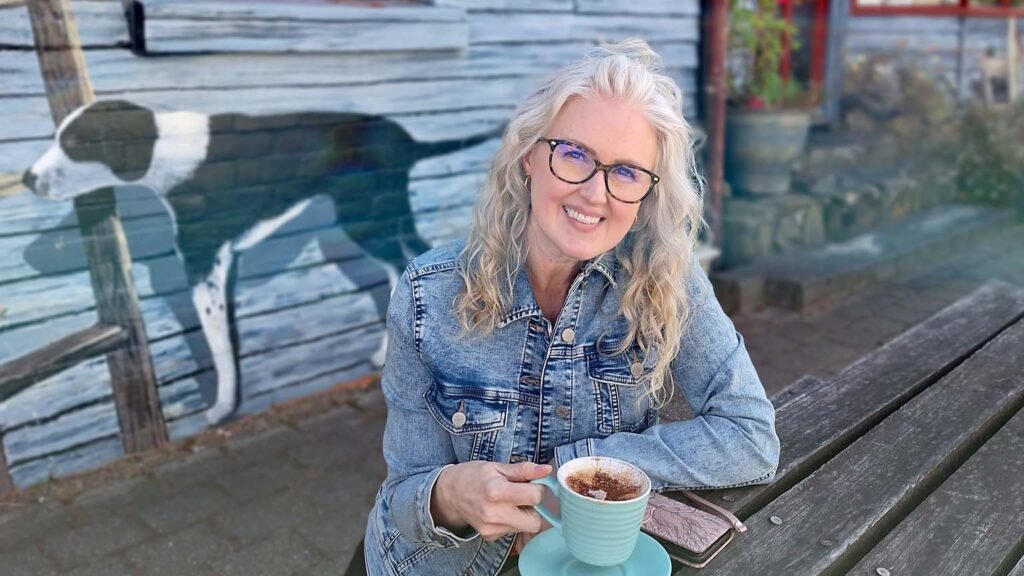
[{"xmin": 850, "ymin": 0, "xmax": 1024, "ymax": 18}]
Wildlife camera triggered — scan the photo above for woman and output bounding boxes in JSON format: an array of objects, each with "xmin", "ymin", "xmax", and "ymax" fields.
[{"xmin": 361, "ymin": 39, "xmax": 780, "ymax": 576}]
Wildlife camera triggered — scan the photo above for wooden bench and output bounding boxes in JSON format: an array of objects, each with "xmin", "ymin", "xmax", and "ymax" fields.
[{"xmin": 671, "ymin": 279, "xmax": 1024, "ymax": 575}]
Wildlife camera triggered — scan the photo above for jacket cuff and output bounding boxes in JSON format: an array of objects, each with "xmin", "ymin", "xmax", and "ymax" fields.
[
  {"xmin": 420, "ymin": 464, "xmax": 480, "ymax": 546},
  {"xmin": 553, "ymin": 438, "xmax": 595, "ymax": 469}
]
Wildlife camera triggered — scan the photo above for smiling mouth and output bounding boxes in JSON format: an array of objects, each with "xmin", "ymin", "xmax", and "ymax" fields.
[{"xmin": 564, "ymin": 206, "xmax": 604, "ymax": 225}]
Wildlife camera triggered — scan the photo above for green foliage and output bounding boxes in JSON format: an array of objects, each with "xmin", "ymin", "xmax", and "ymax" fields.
[
  {"xmin": 957, "ymin": 103, "xmax": 1024, "ymax": 209},
  {"xmin": 728, "ymin": 0, "xmax": 813, "ymax": 110}
]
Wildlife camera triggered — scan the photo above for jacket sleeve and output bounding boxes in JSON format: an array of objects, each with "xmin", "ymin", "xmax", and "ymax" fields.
[
  {"xmin": 376, "ymin": 269, "xmax": 479, "ymax": 547},
  {"xmin": 553, "ymin": 254, "xmax": 781, "ymax": 490}
]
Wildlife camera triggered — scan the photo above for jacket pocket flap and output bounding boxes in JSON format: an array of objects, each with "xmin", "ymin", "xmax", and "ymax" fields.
[
  {"xmin": 587, "ymin": 350, "xmax": 650, "ymax": 387},
  {"xmin": 425, "ymin": 384, "xmax": 512, "ymax": 434}
]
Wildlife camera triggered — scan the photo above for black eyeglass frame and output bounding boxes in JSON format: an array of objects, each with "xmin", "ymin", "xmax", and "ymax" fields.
[{"xmin": 541, "ymin": 138, "xmax": 660, "ymax": 204}]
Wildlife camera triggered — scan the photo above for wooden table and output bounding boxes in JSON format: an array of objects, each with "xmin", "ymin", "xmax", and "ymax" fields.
[{"xmin": 672, "ymin": 280, "xmax": 1024, "ymax": 576}]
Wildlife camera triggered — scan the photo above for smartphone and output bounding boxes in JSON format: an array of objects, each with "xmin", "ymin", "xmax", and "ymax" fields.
[{"xmin": 641, "ymin": 492, "xmax": 735, "ymax": 568}]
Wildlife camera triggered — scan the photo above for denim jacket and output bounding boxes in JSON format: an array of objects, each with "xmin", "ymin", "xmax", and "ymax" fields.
[{"xmin": 363, "ymin": 240, "xmax": 780, "ymax": 576}]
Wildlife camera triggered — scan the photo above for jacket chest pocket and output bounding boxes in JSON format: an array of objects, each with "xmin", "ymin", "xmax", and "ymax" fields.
[
  {"xmin": 587, "ymin": 349, "xmax": 655, "ymax": 435},
  {"xmin": 425, "ymin": 383, "xmax": 513, "ymax": 462}
]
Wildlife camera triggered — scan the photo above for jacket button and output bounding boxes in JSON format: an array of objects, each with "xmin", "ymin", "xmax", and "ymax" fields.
[
  {"xmin": 451, "ymin": 411, "xmax": 467, "ymax": 428},
  {"xmin": 554, "ymin": 406, "xmax": 571, "ymax": 419},
  {"xmin": 510, "ymin": 455, "xmax": 530, "ymax": 463},
  {"xmin": 630, "ymin": 362, "xmax": 643, "ymax": 379},
  {"xmin": 561, "ymin": 328, "xmax": 576, "ymax": 344}
]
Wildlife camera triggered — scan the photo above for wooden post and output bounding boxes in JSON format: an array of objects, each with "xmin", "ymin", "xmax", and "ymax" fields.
[
  {"xmin": 704, "ymin": 0, "xmax": 728, "ymax": 250},
  {"xmin": 76, "ymin": 190, "xmax": 169, "ymax": 453},
  {"xmin": 26, "ymin": 0, "xmax": 168, "ymax": 454}
]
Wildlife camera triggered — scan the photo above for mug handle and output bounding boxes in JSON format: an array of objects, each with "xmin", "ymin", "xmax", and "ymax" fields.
[{"xmin": 530, "ymin": 476, "xmax": 563, "ymax": 532}]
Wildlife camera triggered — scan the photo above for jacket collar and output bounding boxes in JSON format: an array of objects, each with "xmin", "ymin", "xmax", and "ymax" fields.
[{"xmin": 498, "ymin": 251, "xmax": 618, "ymax": 327}]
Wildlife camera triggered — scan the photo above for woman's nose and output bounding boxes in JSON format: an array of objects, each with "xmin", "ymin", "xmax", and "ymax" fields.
[{"xmin": 579, "ymin": 171, "xmax": 608, "ymax": 203}]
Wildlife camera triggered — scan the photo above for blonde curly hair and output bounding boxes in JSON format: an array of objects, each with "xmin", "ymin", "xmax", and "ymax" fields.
[{"xmin": 455, "ymin": 39, "xmax": 706, "ymax": 405}]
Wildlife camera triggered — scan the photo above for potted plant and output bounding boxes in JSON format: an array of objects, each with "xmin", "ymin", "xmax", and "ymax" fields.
[{"xmin": 725, "ymin": 0, "xmax": 816, "ymax": 196}]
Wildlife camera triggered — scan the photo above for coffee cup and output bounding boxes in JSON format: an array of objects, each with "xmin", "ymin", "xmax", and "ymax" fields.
[{"xmin": 531, "ymin": 456, "xmax": 651, "ymax": 566}]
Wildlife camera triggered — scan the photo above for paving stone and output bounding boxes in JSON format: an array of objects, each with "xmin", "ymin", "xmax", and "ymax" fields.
[
  {"xmin": 289, "ymin": 429, "xmax": 385, "ymax": 478},
  {"xmin": 152, "ymin": 447, "xmax": 240, "ymax": 495},
  {"xmin": 138, "ymin": 482, "xmax": 237, "ymax": 534},
  {"xmin": 211, "ymin": 491, "xmax": 319, "ymax": 545},
  {"xmin": 0, "ymin": 501, "xmax": 72, "ymax": 553},
  {"xmin": 296, "ymin": 401, "xmax": 364, "ymax": 436},
  {"xmin": 42, "ymin": 514, "xmax": 154, "ymax": 568},
  {"xmin": 0, "ymin": 544, "xmax": 60, "ymax": 576},
  {"xmin": 125, "ymin": 522, "xmax": 236, "ymax": 576},
  {"xmin": 71, "ymin": 476, "xmax": 181, "ymax": 526},
  {"xmin": 64, "ymin": 555, "xmax": 135, "ymax": 576},
  {"xmin": 223, "ymin": 426, "xmax": 307, "ymax": 467},
  {"xmin": 294, "ymin": 504, "xmax": 371, "ymax": 562},
  {"xmin": 212, "ymin": 457, "xmax": 316, "ymax": 503},
  {"xmin": 308, "ymin": 556, "xmax": 354, "ymax": 576},
  {"xmin": 209, "ymin": 530, "xmax": 322, "ymax": 576}
]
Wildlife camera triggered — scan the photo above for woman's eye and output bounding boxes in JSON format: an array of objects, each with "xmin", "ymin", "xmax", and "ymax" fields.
[
  {"xmin": 561, "ymin": 149, "xmax": 587, "ymax": 162},
  {"xmin": 613, "ymin": 166, "xmax": 638, "ymax": 181}
]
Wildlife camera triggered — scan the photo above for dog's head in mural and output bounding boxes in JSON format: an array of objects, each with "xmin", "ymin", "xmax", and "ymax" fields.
[{"xmin": 22, "ymin": 99, "xmax": 208, "ymax": 201}]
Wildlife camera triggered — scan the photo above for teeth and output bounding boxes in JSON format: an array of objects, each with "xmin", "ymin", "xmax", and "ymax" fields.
[{"xmin": 565, "ymin": 207, "xmax": 601, "ymax": 225}]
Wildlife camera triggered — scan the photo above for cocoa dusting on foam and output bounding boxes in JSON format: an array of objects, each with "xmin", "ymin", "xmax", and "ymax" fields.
[{"xmin": 566, "ymin": 470, "xmax": 643, "ymax": 502}]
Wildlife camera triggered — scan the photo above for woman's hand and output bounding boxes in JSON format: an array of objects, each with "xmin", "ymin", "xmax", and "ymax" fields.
[
  {"xmin": 431, "ymin": 461, "xmax": 551, "ymax": 542},
  {"xmin": 511, "ymin": 462, "xmax": 558, "ymax": 555}
]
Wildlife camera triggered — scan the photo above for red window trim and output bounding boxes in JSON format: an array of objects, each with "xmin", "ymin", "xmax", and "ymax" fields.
[{"xmin": 850, "ymin": 0, "xmax": 1024, "ymax": 18}]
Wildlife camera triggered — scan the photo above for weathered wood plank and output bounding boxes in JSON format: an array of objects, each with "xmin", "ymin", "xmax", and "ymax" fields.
[
  {"xmin": 437, "ymin": 0, "xmax": 570, "ymax": 9},
  {"xmin": 142, "ymin": 11, "xmax": 468, "ymax": 54},
  {"xmin": 849, "ymin": 407, "xmax": 1024, "ymax": 576},
  {"xmin": 0, "ymin": 1, "xmax": 127, "ymax": 48},
  {"xmin": 469, "ymin": 13, "xmax": 698, "ymax": 44},
  {"xmin": 0, "ymin": 435, "xmax": 11, "ymax": 493},
  {"xmin": 575, "ymin": 0, "xmax": 699, "ymax": 16},
  {"xmin": 7, "ymin": 433, "xmax": 124, "ymax": 489},
  {"xmin": 1009, "ymin": 555, "xmax": 1024, "ymax": 576},
  {"xmin": 0, "ymin": 140, "xmax": 49, "ymax": 174},
  {"xmin": 0, "ymin": 283, "xmax": 381, "ymax": 430},
  {"xmin": 683, "ymin": 317, "xmax": 1024, "ymax": 576},
  {"xmin": 143, "ymin": 1, "xmax": 465, "ymax": 22},
  {"xmin": 845, "ymin": 16, "xmax": 961, "ymax": 34},
  {"xmin": 0, "ymin": 173, "xmax": 22, "ymax": 199},
  {"xmin": 0, "ymin": 323, "xmax": 124, "ymax": 403},
  {"xmin": 240, "ymin": 320, "xmax": 382, "ymax": 399},
  {"xmin": 769, "ymin": 375, "xmax": 823, "ymax": 410},
  {"xmin": 705, "ymin": 281, "xmax": 1024, "ymax": 518},
  {"xmin": 0, "ymin": 43, "xmax": 698, "ymax": 97},
  {"xmin": 4, "ymin": 397, "xmax": 121, "ymax": 463},
  {"xmin": 75, "ymin": 188, "xmax": 168, "ymax": 453},
  {"xmin": 237, "ymin": 359, "xmax": 375, "ymax": 418}
]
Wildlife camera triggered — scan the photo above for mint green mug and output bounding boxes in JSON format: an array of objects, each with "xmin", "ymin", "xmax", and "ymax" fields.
[{"xmin": 531, "ymin": 456, "xmax": 652, "ymax": 566}]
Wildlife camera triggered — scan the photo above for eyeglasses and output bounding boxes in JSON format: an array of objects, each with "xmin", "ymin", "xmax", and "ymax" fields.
[{"xmin": 540, "ymin": 138, "xmax": 659, "ymax": 204}]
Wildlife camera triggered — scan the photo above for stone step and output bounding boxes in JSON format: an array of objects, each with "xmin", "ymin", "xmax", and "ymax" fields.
[{"xmin": 713, "ymin": 204, "xmax": 1019, "ymax": 314}]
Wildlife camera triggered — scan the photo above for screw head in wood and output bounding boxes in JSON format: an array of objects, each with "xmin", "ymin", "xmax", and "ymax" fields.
[
  {"xmin": 876, "ymin": 568, "xmax": 891, "ymax": 576},
  {"xmin": 769, "ymin": 515, "xmax": 783, "ymax": 526}
]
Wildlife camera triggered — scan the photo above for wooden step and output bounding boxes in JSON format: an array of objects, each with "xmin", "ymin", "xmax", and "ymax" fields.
[
  {"xmin": 0, "ymin": 323, "xmax": 125, "ymax": 403},
  {"xmin": 713, "ymin": 204, "xmax": 1019, "ymax": 314}
]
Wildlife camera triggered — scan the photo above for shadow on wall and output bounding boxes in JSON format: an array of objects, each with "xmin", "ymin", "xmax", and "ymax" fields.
[{"xmin": 21, "ymin": 99, "xmax": 500, "ymax": 424}]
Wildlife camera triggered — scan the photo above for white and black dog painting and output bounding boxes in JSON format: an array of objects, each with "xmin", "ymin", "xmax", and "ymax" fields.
[{"xmin": 21, "ymin": 99, "xmax": 498, "ymax": 424}]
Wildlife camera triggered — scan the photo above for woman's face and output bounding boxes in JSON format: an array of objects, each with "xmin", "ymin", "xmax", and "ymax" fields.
[{"xmin": 523, "ymin": 95, "xmax": 658, "ymax": 266}]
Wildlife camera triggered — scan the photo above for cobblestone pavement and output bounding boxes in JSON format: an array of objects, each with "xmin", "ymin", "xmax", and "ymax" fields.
[{"xmin": 1, "ymin": 224, "xmax": 1021, "ymax": 576}]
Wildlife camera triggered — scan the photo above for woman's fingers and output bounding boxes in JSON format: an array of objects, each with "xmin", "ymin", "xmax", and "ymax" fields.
[{"xmin": 498, "ymin": 462, "xmax": 552, "ymax": 482}]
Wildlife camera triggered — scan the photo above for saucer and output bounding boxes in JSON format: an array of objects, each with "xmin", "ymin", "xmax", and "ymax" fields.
[{"xmin": 518, "ymin": 530, "xmax": 671, "ymax": 576}]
